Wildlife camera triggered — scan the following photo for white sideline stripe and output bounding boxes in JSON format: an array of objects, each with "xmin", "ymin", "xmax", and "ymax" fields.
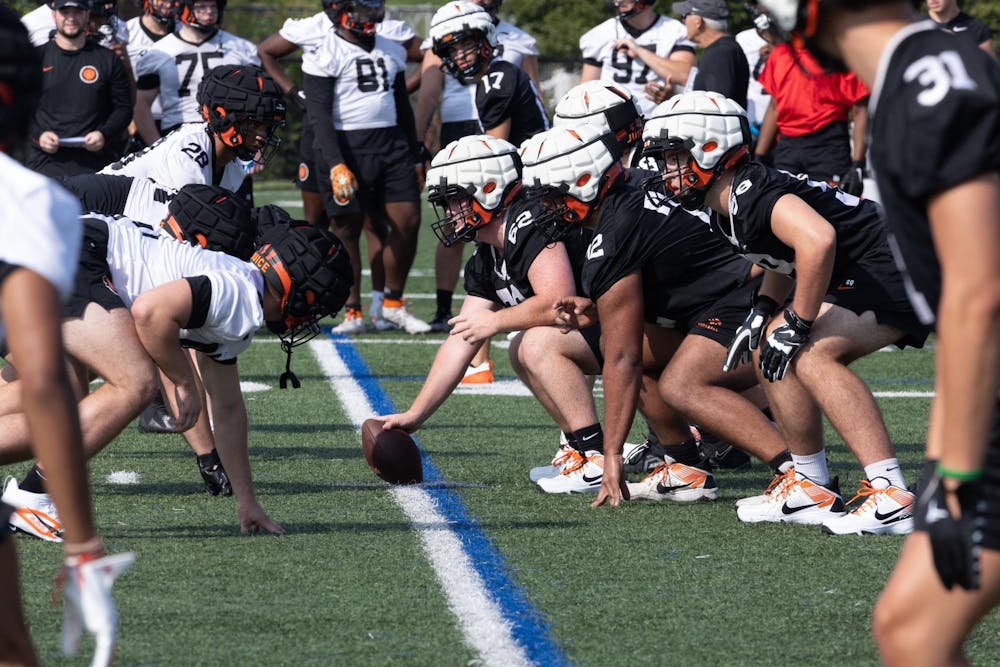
[{"xmin": 308, "ymin": 340, "xmax": 531, "ymax": 667}]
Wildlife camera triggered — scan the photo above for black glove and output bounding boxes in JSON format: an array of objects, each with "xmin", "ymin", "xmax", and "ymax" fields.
[
  {"xmin": 723, "ymin": 293, "xmax": 779, "ymax": 372},
  {"xmin": 759, "ymin": 308, "xmax": 812, "ymax": 382},
  {"xmin": 839, "ymin": 160, "xmax": 866, "ymax": 197},
  {"xmin": 287, "ymin": 85, "xmax": 307, "ymax": 112},
  {"xmin": 915, "ymin": 467, "xmax": 986, "ymax": 590},
  {"xmin": 197, "ymin": 449, "xmax": 233, "ymax": 497}
]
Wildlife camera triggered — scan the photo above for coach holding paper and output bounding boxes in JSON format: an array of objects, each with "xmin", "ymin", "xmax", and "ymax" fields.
[{"xmin": 27, "ymin": 0, "xmax": 131, "ymax": 178}]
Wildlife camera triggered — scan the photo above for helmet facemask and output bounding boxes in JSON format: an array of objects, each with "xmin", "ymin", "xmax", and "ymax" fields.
[
  {"xmin": 435, "ymin": 29, "xmax": 494, "ymax": 85},
  {"xmin": 524, "ymin": 185, "xmax": 593, "ymax": 244},
  {"xmin": 609, "ymin": 0, "xmax": 651, "ymax": 20},
  {"xmin": 145, "ymin": 0, "xmax": 178, "ymax": 27},
  {"xmin": 179, "ymin": 0, "xmax": 225, "ymax": 34},
  {"xmin": 327, "ymin": 0, "xmax": 385, "ymax": 38},
  {"xmin": 428, "ymin": 186, "xmax": 485, "ymax": 247}
]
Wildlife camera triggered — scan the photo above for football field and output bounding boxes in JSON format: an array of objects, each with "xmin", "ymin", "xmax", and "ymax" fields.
[{"xmin": 9, "ymin": 183, "xmax": 1000, "ymax": 666}]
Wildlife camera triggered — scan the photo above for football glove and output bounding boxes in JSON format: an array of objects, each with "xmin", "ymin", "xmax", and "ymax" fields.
[
  {"xmin": 915, "ymin": 467, "xmax": 986, "ymax": 590},
  {"xmin": 56, "ymin": 549, "xmax": 135, "ymax": 667},
  {"xmin": 723, "ymin": 294, "xmax": 779, "ymax": 372},
  {"xmin": 197, "ymin": 449, "xmax": 233, "ymax": 497},
  {"xmin": 759, "ymin": 309, "xmax": 812, "ymax": 382},
  {"xmin": 330, "ymin": 163, "xmax": 358, "ymax": 206},
  {"xmin": 838, "ymin": 160, "xmax": 865, "ymax": 197},
  {"xmin": 287, "ymin": 85, "xmax": 307, "ymax": 112}
]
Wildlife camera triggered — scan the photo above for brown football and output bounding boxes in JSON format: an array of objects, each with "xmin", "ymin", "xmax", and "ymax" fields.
[{"xmin": 361, "ymin": 418, "xmax": 423, "ymax": 484}]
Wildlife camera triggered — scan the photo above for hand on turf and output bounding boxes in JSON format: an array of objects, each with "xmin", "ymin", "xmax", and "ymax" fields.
[
  {"xmin": 759, "ymin": 310, "xmax": 812, "ymax": 382},
  {"xmin": 591, "ymin": 454, "xmax": 629, "ymax": 508},
  {"xmin": 239, "ymin": 501, "xmax": 284, "ymax": 535},
  {"xmin": 168, "ymin": 381, "xmax": 201, "ymax": 433},
  {"xmin": 723, "ymin": 301, "xmax": 775, "ymax": 372},
  {"xmin": 916, "ymin": 470, "xmax": 985, "ymax": 590},
  {"xmin": 330, "ymin": 163, "xmax": 358, "ymax": 206},
  {"xmin": 448, "ymin": 310, "xmax": 497, "ymax": 345},
  {"xmin": 554, "ymin": 297, "xmax": 597, "ymax": 332}
]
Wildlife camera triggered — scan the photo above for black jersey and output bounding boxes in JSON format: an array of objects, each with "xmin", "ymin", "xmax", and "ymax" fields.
[
  {"xmin": 475, "ymin": 60, "xmax": 550, "ymax": 147},
  {"xmin": 583, "ymin": 177, "xmax": 751, "ymax": 326},
  {"xmin": 925, "ymin": 11, "xmax": 994, "ymax": 45},
  {"xmin": 690, "ymin": 35, "xmax": 749, "ymax": 110},
  {"xmin": 464, "ymin": 198, "xmax": 589, "ymax": 307},
  {"xmin": 869, "ymin": 23, "xmax": 1000, "ymax": 324},
  {"xmin": 710, "ymin": 161, "xmax": 886, "ymax": 279}
]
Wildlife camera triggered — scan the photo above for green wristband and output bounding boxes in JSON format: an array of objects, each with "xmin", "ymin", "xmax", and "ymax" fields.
[{"xmin": 936, "ymin": 464, "xmax": 984, "ymax": 482}]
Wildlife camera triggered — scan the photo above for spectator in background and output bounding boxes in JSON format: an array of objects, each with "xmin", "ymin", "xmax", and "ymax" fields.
[
  {"xmin": 753, "ymin": 43, "xmax": 869, "ymax": 196},
  {"xmin": 674, "ymin": 0, "xmax": 748, "ymax": 108},
  {"xmin": 735, "ymin": 3, "xmax": 777, "ymax": 139},
  {"xmin": 21, "ymin": 0, "xmax": 129, "ymax": 47},
  {"xmin": 925, "ymin": 0, "xmax": 995, "ymax": 55},
  {"xmin": 581, "ymin": 0, "xmax": 695, "ymax": 117}
]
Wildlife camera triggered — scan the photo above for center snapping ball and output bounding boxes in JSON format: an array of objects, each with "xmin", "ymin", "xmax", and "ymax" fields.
[{"xmin": 361, "ymin": 418, "xmax": 423, "ymax": 484}]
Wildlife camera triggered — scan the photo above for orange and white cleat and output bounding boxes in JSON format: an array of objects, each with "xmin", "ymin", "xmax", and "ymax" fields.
[
  {"xmin": 737, "ymin": 471, "xmax": 846, "ymax": 525},
  {"xmin": 529, "ymin": 443, "xmax": 584, "ymax": 483},
  {"xmin": 3, "ymin": 477, "xmax": 63, "ymax": 542},
  {"xmin": 626, "ymin": 461, "xmax": 719, "ymax": 502},
  {"xmin": 821, "ymin": 480, "xmax": 914, "ymax": 535},
  {"xmin": 382, "ymin": 298, "xmax": 431, "ymax": 334},
  {"xmin": 536, "ymin": 451, "xmax": 604, "ymax": 494},
  {"xmin": 735, "ymin": 466, "xmax": 796, "ymax": 508},
  {"xmin": 460, "ymin": 359, "xmax": 494, "ymax": 384},
  {"xmin": 332, "ymin": 307, "xmax": 366, "ymax": 334}
]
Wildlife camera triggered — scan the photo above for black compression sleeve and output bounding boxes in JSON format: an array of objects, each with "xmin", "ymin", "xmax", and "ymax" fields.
[
  {"xmin": 302, "ymin": 72, "xmax": 344, "ymax": 172},
  {"xmin": 393, "ymin": 71, "xmax": 418, "ymax": 159}
]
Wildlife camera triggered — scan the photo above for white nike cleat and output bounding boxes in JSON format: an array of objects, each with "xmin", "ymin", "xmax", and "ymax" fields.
[
  {"xmin": 2, "ymin": 476, "xmax": 63, "ymax": 542},
  {"xmin": 368, "ymin": 301, "xmax": 399, "ymax": 331},
  {"xmin": 821, "ymin": 480, "xmax": 914, "ymax": 535},
  {"xmin": 59, "ymin": 550, "xmax": 136, "ymax": 666},
  {"xmin": 528, "ymin": 444, "xmax": 581, "ymax": 483},
  {"xmin": 332, "ymin": 308, "xmax": 367, "ymax": 334},
  {"xmin": 626, "ymin": 462, "xmax": 719, "ymax": 502},
  {"xmin": 382, "ymin": 299, "xmax": 431, "ymax": 334},
  {"xmin": 736, "ymin": 472, "xmax": 846, "ymax": 525},
  {"xmin": 536, "ymin": 451, "xmax": 604, "ymax": 494},
  {"xmin": 735, "ymin": 467, "xmax": 796, "ymax": 508}
]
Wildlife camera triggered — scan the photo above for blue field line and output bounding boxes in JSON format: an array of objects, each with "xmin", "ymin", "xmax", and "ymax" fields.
[{"xmin": 329, "ymin": 332, "xmax": 573, "ymax": 667}]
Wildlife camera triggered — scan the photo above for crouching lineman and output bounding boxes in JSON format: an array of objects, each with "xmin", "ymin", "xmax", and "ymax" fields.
[
  {"xmin": 641, "ymin": 91, "xmax": 930, "ymax": 534},
  {"xmin": 1, "ymin": 188, "xmax": 353, "ymax": 536},
  {"xmin": 521, "ymin": 125, "xmax": 791, "ymax": 505},
  {"xmin": 0, "ymin": 8, "xmax": 131, "ymax": 664}
]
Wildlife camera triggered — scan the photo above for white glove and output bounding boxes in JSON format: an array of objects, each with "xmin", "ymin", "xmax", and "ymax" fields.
[{"xmin": 59, "ymin": 551, "xmax": 136, "ymax": 667}]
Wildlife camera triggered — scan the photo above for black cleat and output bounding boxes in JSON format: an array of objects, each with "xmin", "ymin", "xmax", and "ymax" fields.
[
  {"xmin": 428, "ymin": 312, "xmax": 453, "ymax": 333},
  {"xmin": 696, "ymin": 431, "xmax": 751, "ymax": 472},
  {"xmin": 197, "ymin": 450, "xmax": 233, "ymax": 496},
  {"xmin": 137, "ymin": 392, "xmax": 175, "ymax": 434}
]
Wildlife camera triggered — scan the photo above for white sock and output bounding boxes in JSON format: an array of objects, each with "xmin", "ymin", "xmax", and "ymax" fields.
[
  {"xmin": 864, "ymin": 458, "xmax": 905, "ymax": 489},
  {"xmin": 792, "ymin": 450, "xmax": 829, "ymax": 485},
  {"xmin": 371, "ymin": 291, "xmax": 384, "ymax": 310}
]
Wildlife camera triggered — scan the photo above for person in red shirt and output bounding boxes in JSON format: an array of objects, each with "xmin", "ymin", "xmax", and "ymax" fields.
[{"xmin": 753, "ymin": 43, "xmax": 869, "ymax": 195}]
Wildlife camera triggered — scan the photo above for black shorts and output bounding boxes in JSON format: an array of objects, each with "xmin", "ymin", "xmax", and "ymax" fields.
[
  {"xmin": 825, "ymin": 249, "xmax": 931, "ymax": 349},
  {"xmin": 319, "ymin": 127, "xmax": 420, "ymax": 218},
  {"xmin": 296, "ymin": 121, "xmax": 321, "ymax": 194},
  {"xmin": 580, "ymin": 323, "xmax": 603, "ymax": 366},
  {"xmin": 773, "ymin": 121, "xmax": 852, "ymax": 183},
  {"xmin": 679, "ymin": 275, "xmax": 763, "ymax": 347},
  {"xmin": 440, "ymin": 120, "xmax": 482, "ymax": 148},
  {"xmin": 63, "ymin": 218, "xmax": 126, "ymax": 318}
]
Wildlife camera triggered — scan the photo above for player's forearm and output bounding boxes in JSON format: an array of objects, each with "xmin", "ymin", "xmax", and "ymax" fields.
[
  {"xmin": 211, "ymin": 394, "xmax": 256, "ymax": 504},
  {"xmin": 409, "ymin": 336, "xmax": 479, "ymax": 424},
  {"xmin": 851, "ymin": 103, "xmax": 868, "ymax": 163},
  {"xmin": 600, "ymin": 346, "xmax": 641, "ymax": 458},
  {"xmin": 789, "ymin": 237, "xmax": 835, "ymax": 321},
  {"xmin": 414, "ymin": 60, "xmax": 444, "ymax": 139},
  {"xmin": 492, "ymin": 296, "xmax": 563, "ymax": 333},
  {"xmin": 301, "ymin": 73, "xmax": 344, "ymax": 170}
]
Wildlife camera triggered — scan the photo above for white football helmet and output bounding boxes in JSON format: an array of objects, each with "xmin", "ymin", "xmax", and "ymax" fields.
[
  {"xmin": 429, "ymin": 1, "xmax": 497, "ymax": 84},
  {"xmin": 553, "ymin": 81, "xmax": 644, "ymax": 159},
  {"xmin": 520, "ymin": 125, "xmax": 622, "ymax": 239},
  {"xmin": 641, "ymin": 90, "xmax": 751, "ymax": 207},
  {"xmin": 425, "ymin": 134, "xmax": 522, "ymax": 246}
]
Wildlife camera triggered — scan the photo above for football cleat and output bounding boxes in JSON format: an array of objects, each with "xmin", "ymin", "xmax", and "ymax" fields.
[
  {"xmin": 368, "ymin": 300, "xmax": 398, "ymax": 331},
  {"xmin": 622, "ymin": 438, "xmax": 666, "ymax": 474},
  {"xmin": 3, "ymin": 476, "xmax": 63, "ymax": 542},
  {"xmin": 528, "ymin": 443, "xmax": 582, "ymax": 483},
  {"xmin": 626, "ymin": 462, "xmax": 720, "ymax": 502},
  {"xmin": 696, "ymin": 430, "xmax": 751, "ymax": 472},
  {"xmin": 197, "ymin": 450, "xmax": 233, "ymax": 496},
  {"xmin": 137, "ymin": 391, "xmax": 175, "ymax": 434},
  {"xmin": 58, "ymin": 550, "xmax": 135, "ymax": 665},
  {"xmin": 820, "ymin": 480, "xmax": 915, "ymax": 536},
  {"xmin": 536, "ymin": 451, "xmax": 604, "ymax": 494},
  {"xmin": 461, "ymin": 359, "xmax": 494, "ymax": 384},
  {"xmin": 736, "ymin": 472, "xmax": 846, "ymax": 525},
  {"xmin": 332, "ymin": 307, "xmax": 366, "ymax": 334},
  {"xmin": 428, "ymin": 312, "xmax": 453, "ymax": 333},
  {"xmin": 382, "ymin": 299, "xmax": 431, "ymax": 334},
  {"xmin": 735, "ymin": 467, "xmax": 795, "ymax": 508}
]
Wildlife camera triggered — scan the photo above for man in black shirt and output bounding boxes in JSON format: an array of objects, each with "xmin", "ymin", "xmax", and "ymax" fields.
[
  {"xmin": 926, "ymin": 0, "xmax": 995, "ymax": 55},
  {"xmin": 27, "ymin": 0, "xmax": 132, "ymax": 177},
  {"xmin": 673, "ymin": 0, "xmax": 750, "ymax": 108}
]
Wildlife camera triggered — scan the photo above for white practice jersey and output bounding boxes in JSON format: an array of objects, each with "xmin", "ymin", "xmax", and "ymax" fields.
[
  {"xmin": 100, "ymin": 123, "xmax": 245, "ymax": 192},
  {"xmin": 281, "ymin": 13, "xmax": 417, "ymax": 55},
  {"xmin": 421, "ymin": 20, "xmax": 539, "ymax": 124},
  {"xmin": 0, "ymin": 154, "xmax": 81, "ymax": 303},
  {"xmin": 735, "ymin": 28, "xmax": 771, "ymax": 127},
  {"xmin": 302, "ymin": 33, "xmax": 407, "ymax": 131},
  {"xmin": 22, "ymin": 4, "xmax": 129, "ymax": 47},
  {"xmin": 123, "ymin": 177, "xmax": 176, "ymax": 225},
  {"xmin": 136, "ymin": 29, "xmax": 260, "ymax": 129},
  {"xmin": 102, "ymin": 216, "xmax": 263, "ymax": 362},
  {"xmin": 127, "ymin": 17, "xmax": 177, "ymax": 121},
  {"xmin": 378, "ymin": 18, "xmax": 417, "ymax": 45},
  {"xmin": 580, "ymin": 16, "xmax": 694, "ymax": 116}
]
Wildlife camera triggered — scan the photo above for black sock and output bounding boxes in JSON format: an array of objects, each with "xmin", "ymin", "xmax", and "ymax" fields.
[
  {"xmin": 767, "ymin": 451, "xmax": 793, "ymax": 475},
  {"xmin": 663, "ymin": 438, "xmax": 701, "ymax": 467},
  {"xmin": 572, "ymin": 423, "xmax": 603, "ymax": 454},
  {"xmin": 436, "ymin": 290, "xmax": 453, "ymax": 317},
  {"xmin": 20, "ymin": 465, "xmax": 47, "ymax": 494},
  {"xmin": 385, "ymin": 289, "xmax": 403, "ymax": 301}
]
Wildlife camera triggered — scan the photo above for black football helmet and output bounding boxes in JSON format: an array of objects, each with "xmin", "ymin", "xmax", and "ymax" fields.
[
  {"xmin": 251, "ymin": 224, "xmax": 353, "ymax": 387},
  {"xmin": 160, "ymin": 184, "xmax": 256, "ymax": 260},
  {"xmin": 0, "ymin": 6, "xmax": 42, "ymax": 152},
  {"xmin": 197, "ymin": 65, "xmax": 286, "ymax": 164},
  {"xmin": 178, "ymin": 0, "xmax": 226, "ymax": 32},
  {"xmin": 321, "ymin": 0, "xmax": 385, "ymax": 38}
]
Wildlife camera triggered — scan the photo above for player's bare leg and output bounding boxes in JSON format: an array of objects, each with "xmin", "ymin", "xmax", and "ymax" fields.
[
  {"xmin": 0, "ymin": 534, "xmax": 38, "ymax": 667},
  {"xmin": 301, "ymin": 190, "xmax": 326, "ymax": 229}
]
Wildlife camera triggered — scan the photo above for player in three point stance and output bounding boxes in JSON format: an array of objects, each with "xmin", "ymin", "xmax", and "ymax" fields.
[
  {"xmin": 640, "ymin": 91, "xmax": 930, "ymax": 533},
  {"xmin": 754, "ymin": 0, "xmax": 1000, "ymax": 661},
  {"xmin": 0, "ymin": 188, "xmax": 353, "ymax": 536},
  {"xmin": 0, "ymin": 8, "xmax": 131, "ymax": 665},
  {"xmin": 302, "ymin": 0, "xmax": 428, "ymax": 334}
]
